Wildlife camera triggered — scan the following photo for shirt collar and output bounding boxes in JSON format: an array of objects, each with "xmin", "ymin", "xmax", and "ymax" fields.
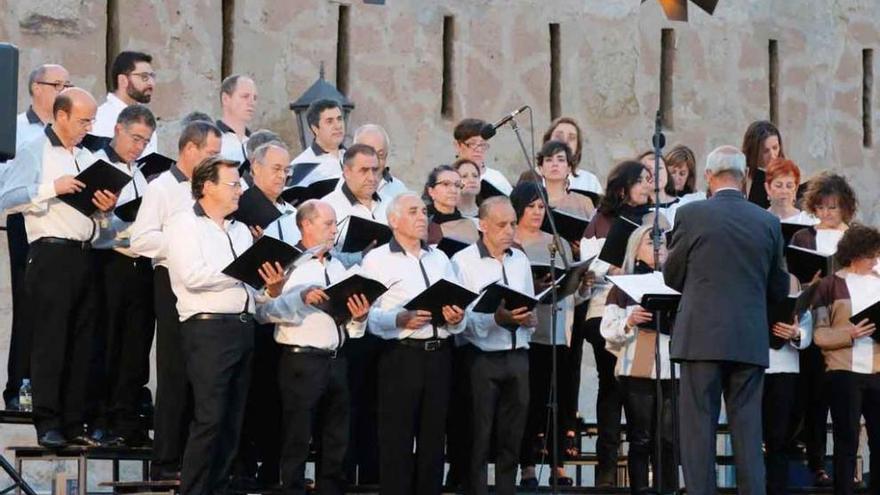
[
  {"xmin": 341, "ymin": 181, "xmax": 381, "ymax": 206},
  {"xmin": 216, "ymin": 119, "xmax": 251, "ymax": 137},
  {"xmin": 103, "ymin": 143, "xmax": 125, "ymax": 164},
  {"xmin": 106, "ymin": 93, "xmax": 128, "ymax": 110},
  {"xmin": 294, "ymin": 241, "xmax": 332, "ymax": 261},
  {"xmin": 26, "ymin": 106, "xmax": 44, "ymax": 125},
  {"xmin": 382, "ymin": 167, "xmax": 394, "ymax": 183},
  {"xmin": 44, "ymin": 124, "xmax": 64, "ymax": 147},
  {"xmin": 169, "ymin": 164, "xmax": 188, "ymax": 183},
  {"xmin": 193, "ymin": 201, "xmax": 235, "ymax": 222},
  {"xmin": 477, "ymin": 239, "xmax": 512, "ymax": 259},
  {"xmin": 388, "ymin": 236, "xmax": 430, "ymax": 255},
  {"xmin": 310, "ymin": 140, "xmax": 344, "ymax": 156}
]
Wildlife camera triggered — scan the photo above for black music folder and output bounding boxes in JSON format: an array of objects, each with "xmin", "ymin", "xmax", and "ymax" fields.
[
  {"xmin": 222, "ymin": 236, "xmax": 304, "ymax": 290},
  {"xmin": 535, "ymin": 258, "xmax": 595, "ymax": 304},
  {"xmin": 768, "ymin": 294, "xmax": 799, "ymax": 350},
  {"xmin": 850, "ymin": 300, "xmax": 880, "ymax": 341},
  {"xmin": 781, "ymin": 222, "xmax": 812, "ymax": 247},
  {"xmin": 540, "ymin": 208, "xmax": 590, "ymax": 244},
  {"xmin": 59, "ymin": 160, "xmax": 132, "ymax": 216},
  {"xmin": 137, "ymin": 153, "xmax": 176, "ymax": 179},
  {"xmin": 340, "ymin": 216, "xmax": 393, "ymax": 253},
  {"xmin": 234, "ymin": 187, "xmax": 284, "ymax": 229},
  {"xmin": 114, "ymin": 196, "xmax": 143, "ymax": 223},
  {"xmin": 315, "ymin": 273, "xmax": 389, "ymax": 325},
  {"xmin": 598, "ymin": 216, "xmax": 641, "ymax": 267},
  {"xmin": 531, "ymin": 262, "xmax": 564, "ymax": 282},
  {"xmin": 404, "ymin": 279, "xmax": 480, "ymax": 326},
  {"xmin": 436, "ymin": 237, "xmax": 471, "ymax": 259},
  {"xmin": 785, "ymin": 245, "xmax": 834, "ymax": 285},
  {"xmin": 80, "ymin": 134, "xmax": 112, "ymax": 153},
  {"xmin": 477, "ymin": 179, "xmax": 507, "ymax": 202},
  {"xmin": 281, "ymin": 178, "xmax": 338, "ymax": 206},
  {"xmin": 570, "ymin": 188, "xmax": 601, "ymax": 205},
  {"xmin": 472, "ymin": 283, "xmax": 538, "ymax": 314}
]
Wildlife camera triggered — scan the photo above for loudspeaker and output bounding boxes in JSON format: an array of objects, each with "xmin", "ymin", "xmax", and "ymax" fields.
[{"xmin": 0, "ymin": 43, "xmax": 20, "ymax": 161}]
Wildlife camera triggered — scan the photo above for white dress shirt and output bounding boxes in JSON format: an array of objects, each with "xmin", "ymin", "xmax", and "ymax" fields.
[
  {"xmin": 129, "ymin": 164, "xmax": 193, "ymax": 267},
  {"xmin": 767, "ymin": 311, "xmax": 813, "ymax": 374},
  {"xmin": 93, "ymin": 93, "xmax": 157, "ymax": 157},
  {"xmin": 452, "ymin": 242, "xmax": 535, "ymax": 352},
  {"xmin": 323, "ymin": 182, "xmax": 388, "ymax": 263},
  {"xmin": 377, "ymin": 169, "xmax": 408, "ymax": 202},
  {"xmin": 290, "ymin": 141, "xmax": 344, "ymax": 185},
  {"xmin": 217, "ymin": 120, "xmax": 249, "ymax": 164},
  {"xmin": 91, "ymin": 146, "xmax": 149, "ymax": 256},
  {"xmin": 16, "ymin": 107, "xmax": 47, "ymax": 150},
  {"xmin": 0, "ymin": 126, "xmax": 100, "ymax": 243},
  {"xmin": 165, "ymin": 204, "xmax": 256, "ymax": 321},
  {"xmin": 362, "ymin": 238, "xmax": 467, "ymax": 340},
  {"xmin": 256, "ymin": 253, "xmax": 366, "ymax": 350}
]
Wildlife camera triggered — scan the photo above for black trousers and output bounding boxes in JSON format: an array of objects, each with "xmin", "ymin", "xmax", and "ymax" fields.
[
  {"xmin": 618, "ymin": 376, "xmax": 677, "ymax": 494},
  {"xmin": 520, "ymin": 344, "xmax": 572, "ymax": 468},
  {"xmin": 445, "ymin": 344, "xmax": 473, "ymax": 488},
  {"xmin": 342, "ymin": 332, "xmax": 382, "ymax": 485},
  {"xmin": 467, "ymin": 347, "xmax": 529, "ymax": 495},
  {"xmin": 762, "ymin": 372, "xmax": 799, "ymax": 495},
  {"xmin": 569, "ymin": 316, "xmax": 623, "ymax": 483},
  {"xmin": 26, "ymin": 241, "xmax": 97, "ymax": 436},
  {"xmin": 377, "ymin": 342, "xmax": 451, "ymax": 495},
  {"xmin": 91, "ymin": 250, "xmax": 154, "ymax": 437},
  {"xmin": 798, "ymin": 345, "xmax": 830, "ymax": 472},
  {"xmin": 151, "ymin": 266, "xmax": 193, "ymax": 477},
  {"xmin": 827, "ymin": 371, "xmax": 880, "ymax": 495},
  {"xmin": 180, "ymin": 317, "xmax": 254, "ymax": 495},
  {"xmin": 237, "ymin": 323, "xmax": 282, "ymax": 484},
  {"xmin": 3, "ymin": 213, "xmax": 30, "ymax": 406},
  {"xmin": 278, "ymin": 351, "xmax": 349, "ymax": 495},
  {"xmin": 679, "ymin": 361, "xmax": 765, "ymax": 495}
]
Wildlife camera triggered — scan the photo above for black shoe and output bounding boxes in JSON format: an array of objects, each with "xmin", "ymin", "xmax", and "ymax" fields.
[
  {"xmin": 5, "ymin": 397, "xmax": 20, "ymax": 411},
  {"xmin": 519, "ymin": 477, "xmax": 538, "ymax": 489},
  {"xmin": 557, "ymin": 476, "xmax": 574, "ymax": 487},
  {"xmin": 68, "ymin": 434, "xmax": 101, "ymax": 447},
  {"xmin": 37, "ymin": 430, "xmax": 67, "ymax": 449},
  {"xmin": 94, "ymin": 430, "xmax": 126, "ymax": 447}
]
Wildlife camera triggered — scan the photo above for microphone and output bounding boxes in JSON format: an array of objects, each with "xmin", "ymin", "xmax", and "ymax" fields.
[{"xmin": 479, "ymin": 105, "xmax": 529, "ymax": 140}]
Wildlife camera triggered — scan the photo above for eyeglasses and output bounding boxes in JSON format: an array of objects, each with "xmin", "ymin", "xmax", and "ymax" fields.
[
  {"xmin": 462, "ymin": 141, "xmax": 490, "ymax": 152},
  {"xmin": 219, "ymin": 180, "xmax": 243, "ymax": 190},
  {"xmin": 267, "ymin": 165, "xmax": 293, "ymax": 176},
  {"xmin": 123, "ymin": 128, "xmax": 152, "ymax": 146},
  {"xmin": 435, "ymin": 180, "xmax": 464, "ymax": 189},
  {"xmin": 35, "ymin": 81, "xmax": 73, "ymax": 91},
  {"xmin": 128, "ymin": 72, "xmax": 157, "ymax": 83}
]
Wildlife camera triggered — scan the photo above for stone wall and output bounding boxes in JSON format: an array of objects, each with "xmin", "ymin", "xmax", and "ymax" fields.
[{"xmin": 1, "ymin": 0, "xmax": 879, "ymax": 489}]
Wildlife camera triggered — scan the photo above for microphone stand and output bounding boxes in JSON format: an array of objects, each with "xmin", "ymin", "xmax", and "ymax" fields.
[
  {"xmin": 648, "ymin": 110, "xmax": 679, "ymax": 495},
  {"xmin": 506, "ymin": 111, "xmax": 567, "ymax": 494}
]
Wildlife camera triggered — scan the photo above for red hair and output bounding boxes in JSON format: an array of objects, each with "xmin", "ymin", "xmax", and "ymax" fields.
[{"xmin": 764, "ymin": 158, "xmax": 801, "ymax": 185}]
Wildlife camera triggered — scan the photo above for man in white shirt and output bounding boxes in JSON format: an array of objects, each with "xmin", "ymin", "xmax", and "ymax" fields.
[
  {"xmin": 0, "ymin": 88, "xmax": 119, "ymax": 447},
  {"xmin": 2, "ymin": 63, "xmax": 70, "ymax": 410},
  {"xmin": 451, "ymin": 197, "xmax": 536, "ymax": 495},
  {"xmin": 290, "ymin": 99, "xmax": 345, "ymax": 184},
  {"xmin": 92, "ymin": 51, "xmax": 157, "ymax": 156},
  {"xmin": 352, "ymin": 124, "xmax": 407, "ymax": 202},
  {"xmin": 361, "ymin": 192, "xmax": 465, "ymax": 495},
  {"xmin": 164, "ymin": 156, "xmax": 279, "ymax": 495},
  {"xmin": 217, "ymin": 74, "xmax": 257, "ymax": 166},
  {"xmin": 87, "ymin": 104, "xmax": 157, "ymax": 447},
  {"xmin": 453, "ymin": 118, "xmax": 513, "ymax": 200},
  {"xmin": 257, "ymin": 199, "xmax": 371, "ymax": 495},
  {"xmin": 322, "ymin": 144, "xmax": 387, "ymax": 267},
  {"xmin": 129, "ymin": 120, "xmax": 222, "ymax": 480}
]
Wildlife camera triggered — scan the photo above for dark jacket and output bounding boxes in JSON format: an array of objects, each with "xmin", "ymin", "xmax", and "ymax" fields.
[{"xmin": 663, "ymin": 188, "xmax": 789, "ymax": 366}]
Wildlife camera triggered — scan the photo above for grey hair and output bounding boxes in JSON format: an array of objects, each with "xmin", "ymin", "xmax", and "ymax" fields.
[
  {"xmin": 621, "ymin": 225, "xmax": 654, "ymax": 274},
  {"xmin": 478, "ymin": 196, "xmax": 512, "ymax": 220},
  {"xmin": 705, "ymin": 145, "xmax": 746, "ymax": 181},
  {"xmin": 251, "ymin": 141, "xmax": 289, "ymax": 166},
  {"xmin": 246, "ymin": 129, "xmax": 282, "ymax": 157},
  {"xmin": 353, "ymin": 123, "xmax": 391, "ymax": 150},
  {"xmin": 386, "ymin": 191, "xmax": 423, "ymax": 222},
  {"xmin": 28, "ymin": 64, "xmax": 63, "ymax": 96}
]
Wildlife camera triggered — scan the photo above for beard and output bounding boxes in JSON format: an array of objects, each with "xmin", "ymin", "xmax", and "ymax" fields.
[{"xmin": 127, "ymin": 85, "xmax": 152, "ymax": 104}]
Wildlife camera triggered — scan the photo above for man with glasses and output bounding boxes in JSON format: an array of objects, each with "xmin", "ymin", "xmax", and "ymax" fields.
[
  {"xmin": 453, "ymin": 118, "xmax": 513, "ymax": 200},
  {"xmin": 93, "ymin": 51, "xmax": 157, "ymax": 156},
  {"xmin": 88, "ymin": 104, "xmax": 157, "ymax": 446},
  {"xmin": 1, "ymin": 63, "xmax": 70, "ymax": 411},
  {"xmin": 352, "ymin": 124, "xmax": 407, "ymax": 203},
  {"xmin": 0, "ymin": 88, "xmax": 119, "ymax": 447}
]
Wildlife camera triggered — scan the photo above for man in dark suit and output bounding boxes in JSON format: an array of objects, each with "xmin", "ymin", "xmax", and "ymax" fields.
[{"xmin": 664, "ymin": 145, "xmax": 789, "ymax": 495}]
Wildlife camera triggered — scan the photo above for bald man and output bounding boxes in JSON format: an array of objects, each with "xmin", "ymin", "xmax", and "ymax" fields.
[
  {"xmin": 0, "ymin": 88, "xmax": 119, "ymax": 447},
  {"xmin": 2, "ymin": 63, "xmax": 71, "ymax": 410}
]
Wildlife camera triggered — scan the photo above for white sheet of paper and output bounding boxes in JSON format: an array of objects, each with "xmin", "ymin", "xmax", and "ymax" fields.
[{"xmin": 606, "ymin": 271, "xmax": 681, "ymax": 303}]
